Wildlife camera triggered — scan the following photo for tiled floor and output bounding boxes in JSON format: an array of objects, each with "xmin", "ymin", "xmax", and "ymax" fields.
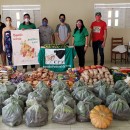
[
  {"xmin": 0, "ymin": 99, "xmax": 130, "ymax": 130},
  {"xmin": 0, "ymin": 61, "xmax": 130, "ymax": 130}
]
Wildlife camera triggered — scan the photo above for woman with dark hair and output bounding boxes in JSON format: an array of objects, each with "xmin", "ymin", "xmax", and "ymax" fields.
[
  {"xmin": 72, "ymin": 19, "xmax": 89, "ymax": 71},
  {"xmin": 2, "ymin": 17, "xmax": 16, "ymax": 69}
]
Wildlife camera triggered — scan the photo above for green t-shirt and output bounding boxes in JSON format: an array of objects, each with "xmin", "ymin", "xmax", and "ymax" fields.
[
  {"xmin": 19, "ymin": 22, "xmax": 36, "ymax": 30},
  {"xmin": 73, "ymin": 27, "xmax": 89, "ymax": 46}
]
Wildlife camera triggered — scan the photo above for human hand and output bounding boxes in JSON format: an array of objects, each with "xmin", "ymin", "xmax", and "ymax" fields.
[
  {"xmin": 102, "ymin": 42, "xmax": 105, "ymax": 48},
  {"xmin": 3, "ymin": 46, "xmax": 5, "ymax": 52},
  {"xmin": 84, "ymin": 46, "xmax": 88, "ymax": 52},
  {"xmin": 89, "ymin": 42, "xmax": 91, "ymax": 47}
]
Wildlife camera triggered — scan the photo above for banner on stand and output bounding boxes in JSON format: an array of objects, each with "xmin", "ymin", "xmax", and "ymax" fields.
[{"xmin": 11, "ymin": 29, "xmax": 40, "ymax": 66}]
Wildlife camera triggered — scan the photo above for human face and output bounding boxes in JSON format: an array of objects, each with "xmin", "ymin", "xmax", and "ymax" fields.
[
  {"xmin": 6, "ymin": 18, "xmax": 12, "ymax": 26},
  {"xmin": 95, "ymin": 15, "xmax": 101, "ymax": 21},
  {"xmin": 24, "ymin": 15, "xmax": 30, "ymax": 23},
  {"xmin": 76, "ymin": 21, "xmax": 82, "ymax": 29},
  {"xmin": 42, "ymin": 20, "xmax": 48, "ymax": 26},
  {"xmin": 60, "ymin": 16, "xmax": 65, "ymax": 23}
]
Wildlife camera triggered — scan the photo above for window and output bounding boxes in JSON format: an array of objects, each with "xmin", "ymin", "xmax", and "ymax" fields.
[
  {"xmin": 1, "ymin": 5, "xmax": 41, "ymax": 29},
  {"xmin": 94, "ymin": 3, "xmax": 130, "ymax": 28}
]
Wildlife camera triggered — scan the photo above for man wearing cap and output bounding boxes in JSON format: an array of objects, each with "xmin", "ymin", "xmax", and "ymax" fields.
[{"xmin": 89, "ymin": 12, "xmax": 107, "ymax": 66}]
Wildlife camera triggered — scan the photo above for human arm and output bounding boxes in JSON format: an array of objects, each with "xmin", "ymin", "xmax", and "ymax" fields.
[
  {"xmin": 72, "ymin": 36, "xmax": 74, "ymax": 46},
  {"xmin": 84, "ymin": 36, "xmax": 89, "ymax": 51},
  {"xmin": 52, "ymin": 34, "xmax": 55, "ymax": 44},
  {"xmin": 2, "ymin": 28, "xmax": 5, "ymax": 51},
  {"xmin": 102, "ymin": 29, "xmax": 107, "ymax": 48},
  {"xmin": 89, "ymin": 29, "xmax": 92, "ymax": 47}
]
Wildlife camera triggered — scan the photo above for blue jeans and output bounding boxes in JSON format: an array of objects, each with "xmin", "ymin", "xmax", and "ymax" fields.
[{"xmin": 92, "ymin": 40, "xmax": 104, "ymax": 66}]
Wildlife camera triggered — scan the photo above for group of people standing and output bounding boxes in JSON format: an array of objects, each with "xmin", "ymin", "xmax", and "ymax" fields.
[{"xmin": 0, "ymin": 12, "xmax": 107, "ymax": 71}]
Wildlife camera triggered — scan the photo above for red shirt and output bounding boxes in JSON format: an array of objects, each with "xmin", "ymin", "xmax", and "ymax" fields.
[{"xmin": 90, "ymin": 20, "xmax": 107, "ymax": 42}]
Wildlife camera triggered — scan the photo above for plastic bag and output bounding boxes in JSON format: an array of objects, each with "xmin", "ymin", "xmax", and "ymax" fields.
[
  {"xmin": 35, "ymin": 81, "xmax": 48, "ymax": 89},
  {"xmin": 12, "ymin": 93, "xmax": 27, "ymax": 102},
  {"xmin": 0, "ymin": 82, "xmax": 16, "ymax": 95},
  {"xmin": 54, "ymin": 95, "xmax": 76, "ymax": 109},
  {"xmin": 34, "ymin": 88, "xmax": 50, "ymax": 101},
  {"xmin": 2, "ymin": 102, "xmax": 23, "ymax": 126},
  {"xmin": 121, "ymin": 88, "xmax": 130, "ymax": 104},
  {"xmin": 28, "ymin": 91, "xmax": 47, "ymax": 102},
  {"xmin": 3, "ymin": 96, "xmax": 24, "ymax": 110},
  {"xmin": 114, "ymin": 80, "xmax": 128, "ymax": 94},
  {"xmin": 3, "ymin": 81, "xmax": 16, "ymax": 95},
  {"xmin": 72, "ymin": 87, "xmax": 95, "ymax": 101},
  {"xmin": 93, "ymin": 80, "xmax": 107, "ymax": 94},
  {"xmin": 0, "ymin": 92, "xmax": 10, "ymax": 115},
  {"xmin": 15, "ymin": 82, "xmax": 33, "ymax": 96},
  {"xmin": 52, "ymin": 104, "xmax": 76, "ymax": 125},
  {"xmin": 106, "ymin": 93, "xmax": 126, "ymax": 106},
  {"xmin": 76, "ymin": 101, "xmax": 94, "ymax": 122},
  {"xmin": 25, "ymin": 103, "xmax": 48, "ymax": 127},
  {"xmin": 52, "ymin": 80, "xmax": 68, "ymax": 89},
  {"xmin": 108, "ymin": 99, "xmax": 130, "ymax": 120},
  {"xmin": 53, "ymin": 90, "xmax": 71, "ymax": 101},
  {"xmin": 51, "ymin": 80, "xmax": 69, "ymax": 96},
  {"xmin": 93, "ymin": 81, "xmax": 114, "ymax": 103},
  {"xmin": 83, "ymin": 95, "xmax": 102, "ymax": 106},
  {"xmin": 72, "ymin": 80, "xmax": 86, "ymax": 91},
  {"xmin": 26, "ymin": 99, "xmax": 48, "ymax": 111}
]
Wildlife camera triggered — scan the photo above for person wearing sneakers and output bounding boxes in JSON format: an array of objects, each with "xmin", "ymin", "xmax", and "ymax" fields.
[
  {"xmin": 19, "ymin": 13, "xmax": 36, "ymax": 72},
  {"xmin": 89, "ymin": 12, "xmax": 107, "ymax": 66},
  {"xmin": 72, "ymin": 19, "xmax": 89, "ymax": 71}
]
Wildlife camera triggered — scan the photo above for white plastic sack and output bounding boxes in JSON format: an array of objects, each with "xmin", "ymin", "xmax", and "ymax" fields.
[{"xmin": 112, "ymin": 45, "xmax": 127, "ymax": 53}]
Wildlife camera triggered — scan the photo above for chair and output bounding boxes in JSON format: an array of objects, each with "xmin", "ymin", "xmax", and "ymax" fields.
[{"xmin": 111, "ymin": 37, "xmax": 128, "ymax": 64}]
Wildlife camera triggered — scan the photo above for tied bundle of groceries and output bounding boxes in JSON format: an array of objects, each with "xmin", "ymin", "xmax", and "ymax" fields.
[{"xmin": 0, "ymin": 66, "xmax": 13, "ymax": 83}]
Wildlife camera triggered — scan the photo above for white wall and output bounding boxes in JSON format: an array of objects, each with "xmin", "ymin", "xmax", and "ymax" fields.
[{"xmin": 0, "ymin": 0, "xmax": 130, "ymax": 63}]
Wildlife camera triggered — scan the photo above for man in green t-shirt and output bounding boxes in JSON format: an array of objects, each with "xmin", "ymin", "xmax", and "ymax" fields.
[{"xmin": 19, "ymin": 13, "xmax": 36, "ymax": 72}]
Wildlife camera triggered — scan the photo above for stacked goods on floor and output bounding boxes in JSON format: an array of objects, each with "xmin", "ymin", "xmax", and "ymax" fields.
[
  {"xmin": 10, "ymin": 71, "xmax": 26, "ymax": 84},
  {"xmin": 25, "ymin": 68, "xmax": 56, "ymax": 88},
  {"xmin": 80, "ymin": 66, "xmax": 114, "ymax": 86},
  {"xmin": 44, "ymin": 44, "xmax": 68, "ymax": 48},
  {"xmin": 57, "ymin": 69, "xmax": 80, "ymax": 89},
  {"xmin": 51, "ymin": 80, "xmax": 76, "ymax": 125},
  {"xmin": 0, "ymin": 66, "xmax": 13, "ymax": 83},
  {"xmin": 1, "ymin": 81, "xmax": 50, "ymax": 127}
]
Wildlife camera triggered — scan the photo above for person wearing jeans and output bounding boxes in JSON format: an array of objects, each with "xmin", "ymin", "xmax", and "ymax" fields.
[
  {"xmin": 72, "ymin": 19, "xmax": 89, "ymax": 71},
  {"xmin": 19, "ymin": 13, "xmax": 36, "ymax": 72},
  {"xmin": 92, "ymin": 40, "xmax": 104, "ymax": 65},
  {"xmin": 89, "ymin": 12, "xmax": 107, "ymax": 66}
]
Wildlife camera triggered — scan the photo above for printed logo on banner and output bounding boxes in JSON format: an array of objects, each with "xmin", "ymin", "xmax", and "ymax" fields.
[{"xmin": 45, "ymin": 49, "xmax": 65, "ymax": 64}]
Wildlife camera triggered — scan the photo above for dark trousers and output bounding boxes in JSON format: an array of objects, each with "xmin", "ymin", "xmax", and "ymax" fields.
[
  {"xmin": 23, "ymin": 65, "xmax": 35, "ymax": 69},
  {"xmin": 75, "ymin": 45, "xmax": 85, "ymax": 67},
  {"xmin": 92, "ymin": 40, "xmax": 104, "ymax": 66}
]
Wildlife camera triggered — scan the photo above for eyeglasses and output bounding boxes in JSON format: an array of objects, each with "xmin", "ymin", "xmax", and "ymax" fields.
[{"xmin": 76, "ymin": 22, "xmax": 82, "ymax": 25}]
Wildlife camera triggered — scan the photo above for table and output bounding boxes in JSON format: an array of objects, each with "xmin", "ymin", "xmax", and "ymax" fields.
[{"xmin": 38, "ymin": 47, "xmax": 77, "ymax": 72}]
